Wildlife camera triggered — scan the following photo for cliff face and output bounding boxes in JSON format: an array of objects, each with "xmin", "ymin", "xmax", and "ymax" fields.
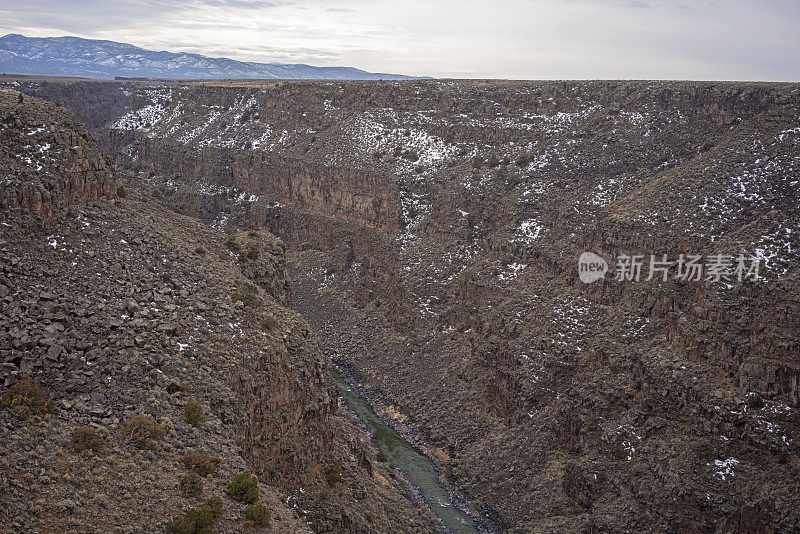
[
  {"xmin": 7, "ymin": 77, "xmax": 800, "ymax": 532},
  {"xmin": 103, "ymin": 84, "xmax": 399, "ymax": 230},
  {"xmin": 0, "ymin": 76, "xmax": 133, "ymax": 136},
  {"xmin": 0, "ymin": 89, "xmax": 116, "ymax": 224},
  {"xmin": 0, "ymin": 91, "xmax": 435, "ymax": 534}
]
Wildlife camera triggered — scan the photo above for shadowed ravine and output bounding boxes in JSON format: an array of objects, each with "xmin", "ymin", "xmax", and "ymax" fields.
[{"xmin": 331, "ymin": 369, "xmax": 480, "ymax": 534}]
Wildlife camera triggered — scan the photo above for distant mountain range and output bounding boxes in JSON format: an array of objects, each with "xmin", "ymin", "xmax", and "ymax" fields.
[{"xmin": 0, "ymin": 33, "xmax": 420, "ymax": 80}]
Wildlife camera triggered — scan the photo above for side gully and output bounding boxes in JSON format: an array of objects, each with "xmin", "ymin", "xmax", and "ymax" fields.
[{"xmin": 331, "ymin": 362, "xmax": 500, "ymax": 534}]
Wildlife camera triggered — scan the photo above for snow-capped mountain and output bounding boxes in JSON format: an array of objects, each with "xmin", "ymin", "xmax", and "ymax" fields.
[{"xmin": 0, "ymin": 34, "xmax": 419, "ymax": 80}]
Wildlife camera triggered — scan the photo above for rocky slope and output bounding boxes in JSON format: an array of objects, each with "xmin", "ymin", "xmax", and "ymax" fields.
[
  {"xmin": 0, "ymin": 89, "xmax": 436, "ymax": 533},
  {"xmin": 5, "ymin": 78, "xmax": 800, "ymax": 532}
]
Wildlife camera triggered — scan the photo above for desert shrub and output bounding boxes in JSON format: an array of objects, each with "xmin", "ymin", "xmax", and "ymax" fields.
[
  {"xmin": 401, "ymin": 149, "xmax": 419, "ymax": 162},
  {"xmin": 376, "ymin": 451, "xmax": 388, "ymax": 463},
  {"xmin": 180, "ymin": 474, "xmax": 203, "ymax": 497},
  {"xmin": 262, "ymin": 313, "xmax": 278, "ymax": 330},
  {"xmin": 693, "ymin": 439, "xmax": 714, "ymax": 461},
  {"xmin": 746, "ymin": 393, "xmax": 764, "ymax": 410},
  {"xmin": 471, "ymin": 155, "xmax": 483, "ymax": 169},
  {"xmin": 225, "ymin": 233, "xmax": 240, "ymax": 252},
  {"xmin": 245, "ymin": 504, "xmax": 271, "ymax": 527},
  {"xmin": 72, "ymin": 426, "xmax": 105, "ymax": 453},
  {"xmin": 205, "ymin": 497, "xmax": 223, "ymax": 519},
  {"xmin": 608, "ymin": 444, "xmax": 626, "ymax": 460},
  {"xmin": 487, "ymin": 154, "xmax": 500, "ymax": 167},
  {"xmin": 506, "ymin": 174, "xmax": 522, "ymax": 190},
  {"xmin": 1, "ymin": 377, "xmax": 53, "ymax": 419},
  {"xmin": 195, "ymin": 245, "xmax": 206, "ymax": 255},
  {"xmin": 237, "ymin": 246, "xmax": 259, "ymax": 263},
  {"xmin": 515, "ymin": 154, "xmax": 530, "ymax": 167},
  {"xmin": 227, "ymin": 473, "xmax": 258, "ymax": 504},
  {"xmin": 180, "ymin": 450, "xmax": 221, "ymax": 477},
  {"xmin": 230, "ymin": 283, "xmax": 258, "ymax": 308},
  {"xmin": 116, "ymin": 185, "xmax": 128, "ymax": 198},
  {"xmin": 323, "ymin": 460, "xmax": 342, "ymax": 487},
  {"xmin": 165, "ymin": 500, "xmax": 220, "ymax": 534},
  {"xmin": 184, "ymin": 400, "xmax": 204, "ymax": 427},
  {"xmin": 122, "ymin": 415, "xmax": 166, "ymax": 449},
  {"xmin": 779, "ymin": 451, "xmax": 789, "ymax": 464},
  {"xmin": 0, "ymin": 127, "xmax": 18, "ymax": 141},
  {"xmin": 562, "ymin": 461, "xmax": 596, "ymax": 509}
]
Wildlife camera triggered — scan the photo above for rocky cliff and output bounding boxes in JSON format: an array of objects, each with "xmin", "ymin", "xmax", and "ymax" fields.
[
  {"xmin": 0, "ymin": 89, "xmax": 116, "ymax": 224},
  {"xmin": 6, "ymin": 77, "xmax": 800, "ymax": 532}
]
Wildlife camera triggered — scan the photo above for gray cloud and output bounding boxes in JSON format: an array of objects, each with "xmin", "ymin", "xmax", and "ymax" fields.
[{"xmin": 0, "ymin": 0, "xmax": 798, "ymax": 80}]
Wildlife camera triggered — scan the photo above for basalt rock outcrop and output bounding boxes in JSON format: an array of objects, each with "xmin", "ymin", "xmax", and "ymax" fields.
[{"xmin": 0, "ymin": 89, "xmax": 116, "ymax": 224}]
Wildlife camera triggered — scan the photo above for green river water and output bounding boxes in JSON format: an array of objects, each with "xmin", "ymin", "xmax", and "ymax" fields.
[{"xmin": 331, "ymin": 369, "xmax": 479, "ymax": 534}]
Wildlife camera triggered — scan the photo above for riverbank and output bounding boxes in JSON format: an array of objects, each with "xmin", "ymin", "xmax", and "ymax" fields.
[{"xmin": 332, "ymin": 363, "xmax": 499, "ymax": 534}]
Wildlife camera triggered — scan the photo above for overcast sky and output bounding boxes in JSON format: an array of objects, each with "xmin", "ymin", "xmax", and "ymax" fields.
[{"xmin": 1, "ymin": 0, "xmax": 798, "ymax": 80}]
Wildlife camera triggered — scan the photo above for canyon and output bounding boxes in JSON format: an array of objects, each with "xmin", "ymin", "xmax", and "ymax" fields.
[{"xmin": 2, "ymin": 76, "xmax": 800, "ymax": 532}]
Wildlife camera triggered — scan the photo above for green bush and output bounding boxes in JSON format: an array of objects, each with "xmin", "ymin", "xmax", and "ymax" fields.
[
  {"xmin": 746, "ymin": 393, "xmax": 764, "ymax": 410},
  {"xmin": 693, "ymin": 439, "xmax": 714, "ymax": 461},
  {"xmin": 227, "ymin": 473, "xmax": 258, "ymax": 504},
  {"xmin": 185, "ymin": 400, "xmax": 204, "ymax": 427},
  {"xmin": 180, "ymin": 450, "xmax": 221, "ymax": 477},
  {"xmin": 122, "ymin": 415, "xmax": 166, "ymax": 449},
  {"xmin": 324, "ymin": 460, "xmax": 342, "ymax": 487},
  {"xmin": 245, "ymin": 504, "xmax": 271, "ymax": 527},
  {"xmin": 72, "ymin": 426, "xmax": 105, "ymax": 453},
  {"xmin": 376, "ymin": 451, "xmax": 388, "ymax": 463},
  {"xmin": 205, "ymin": 497, "xmax": 223, "ymax": 519},
  {"xmin": 180, "ymin": 474, "xmax": 203, "ymax": 497},
  {"xmin": 165, "ymin": 500, "xmax": 220, "ymax": 534}
]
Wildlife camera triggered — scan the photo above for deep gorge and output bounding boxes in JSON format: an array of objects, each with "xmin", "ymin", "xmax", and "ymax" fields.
[{"xmin": 3, "ymin": 76, "xmax": 800, "ymax": 532}]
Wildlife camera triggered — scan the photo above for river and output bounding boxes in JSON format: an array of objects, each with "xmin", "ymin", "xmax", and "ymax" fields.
[{"xmin": 331, "ymin": 369, "xmax": 480, "ymax": 534}]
